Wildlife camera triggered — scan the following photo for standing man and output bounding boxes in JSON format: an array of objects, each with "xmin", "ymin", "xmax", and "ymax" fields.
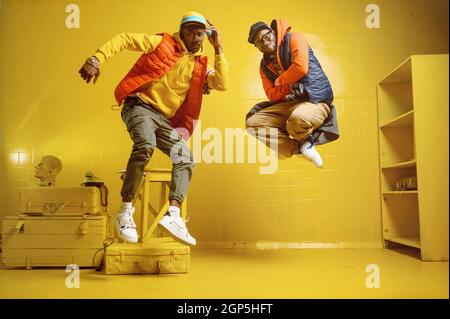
[
  {"xmin": 78, "ymin": 12, "xmax": 228, "ymax": 245},
  {"xmin": 246, "ymin": 19, "xmax": 338, "ymax": 167}
]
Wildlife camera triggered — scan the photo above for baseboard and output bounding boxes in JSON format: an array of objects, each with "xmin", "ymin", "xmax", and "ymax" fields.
[{"xmin": 195, "ymin": 240, "xmax": 383, "ymax": 249}]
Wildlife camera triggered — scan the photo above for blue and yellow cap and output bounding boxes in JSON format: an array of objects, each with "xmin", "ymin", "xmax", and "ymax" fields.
[{"xmin": 180, "ymin": 12, "xmax": 207, "ymax": 28}]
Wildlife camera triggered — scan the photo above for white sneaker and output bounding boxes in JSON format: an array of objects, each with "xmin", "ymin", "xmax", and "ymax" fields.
[
  {"xmin": 115, "ymin": 207, "xmax": 138, "ymax": 243},
  {"xmin": 158, "ymin": 211, "xmax": 196, "ymax": 246},
  {"xmin": 299, "ymin": 141, "xmax": 323, "ymax": 168}
]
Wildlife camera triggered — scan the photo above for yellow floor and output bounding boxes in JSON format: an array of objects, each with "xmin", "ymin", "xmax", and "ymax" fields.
[{"xmin": 0, "ymin": 248, "xmax": 448, "ymax": 299}]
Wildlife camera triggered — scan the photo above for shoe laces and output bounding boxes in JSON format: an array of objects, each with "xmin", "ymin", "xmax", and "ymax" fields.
[
  {"xmin": 120, "ymin": 208, "xmax": 136, "ymax": 228},
  {"xmin": 301, "ymin": 141, "xmax": 314, "ymax": 152},
  {"xmin": 124, "ymin": 216, "xmax": 136, "ymax": 228},
  {"xmin": 167, "ymin": 210, "xmax": 190, "ymax": 223}
]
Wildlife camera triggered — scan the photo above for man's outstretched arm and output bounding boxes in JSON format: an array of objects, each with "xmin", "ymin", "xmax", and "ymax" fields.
[{"xmin": 78, "ymin": 33, "xmax": 162, "ymax": 84}]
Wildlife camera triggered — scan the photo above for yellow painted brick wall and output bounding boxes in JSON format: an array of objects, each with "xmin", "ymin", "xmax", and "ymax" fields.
[{"xmin": 0, "ymin": 0, "xmax": 448, "ymax": 247}]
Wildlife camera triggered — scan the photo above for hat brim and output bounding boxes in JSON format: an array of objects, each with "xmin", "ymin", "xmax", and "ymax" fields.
[{"xmin": 181, "ymin": 21, "xmax": 206, "ymax": 28}]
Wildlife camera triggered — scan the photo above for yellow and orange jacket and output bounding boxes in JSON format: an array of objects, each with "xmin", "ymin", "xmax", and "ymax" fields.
[{"xmin": 93, "ymin": 32, "xmax": 228, "ymax": 135}]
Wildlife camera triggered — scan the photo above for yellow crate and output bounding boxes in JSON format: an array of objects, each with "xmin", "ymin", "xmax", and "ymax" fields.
[{"xmin": 1, "ymin": 215, "xmax": 107, "ymax": 268}]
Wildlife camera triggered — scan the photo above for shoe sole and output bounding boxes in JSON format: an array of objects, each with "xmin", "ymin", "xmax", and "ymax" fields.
[{"xmin": 158, "ymin": 219, "xmax": 196, "ymax": 246}]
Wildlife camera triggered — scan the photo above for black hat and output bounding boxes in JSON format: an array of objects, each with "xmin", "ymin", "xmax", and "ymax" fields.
[{"xmin": 248, "ymin": 21, "xmax": 271, "ymax": 44}]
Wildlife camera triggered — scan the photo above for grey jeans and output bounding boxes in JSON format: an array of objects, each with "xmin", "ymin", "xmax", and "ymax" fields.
[{"xmin": 120, "ymin": 96, "xmax": 194, "ymax": 204}]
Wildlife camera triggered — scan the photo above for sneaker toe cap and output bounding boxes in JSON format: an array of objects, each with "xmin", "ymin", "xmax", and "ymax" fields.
[{"xmin": 120, "ymin": 229, "xmax": 138, "ymax": 243}]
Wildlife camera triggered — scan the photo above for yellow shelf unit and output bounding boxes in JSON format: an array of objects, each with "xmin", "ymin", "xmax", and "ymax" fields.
[{"xmin": 377, "ymin": 55, "xmax": 449, "ymax": 261}]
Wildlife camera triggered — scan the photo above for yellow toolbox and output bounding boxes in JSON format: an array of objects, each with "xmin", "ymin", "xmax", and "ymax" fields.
[
  {"xmin": 104, "ymin": 241, "xmax": 190, "ymax": 275},
  {"xmin": 19, "ymin": 186, "xmax": 106, "ymax": 216},
  {"xmin": 1, "ymin": 215, "xmax": 108, "ymax": 268}
]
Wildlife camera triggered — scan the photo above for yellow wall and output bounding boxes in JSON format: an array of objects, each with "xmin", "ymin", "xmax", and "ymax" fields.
[{"xmin": 0, "ymin": 0, "xmax": 448, "ymax": 247}]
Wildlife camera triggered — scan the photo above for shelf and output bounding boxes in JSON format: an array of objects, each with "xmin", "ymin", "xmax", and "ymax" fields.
[
  {"xmin": 384, "ymin": 236, "xmax": 421, "ymax": 249},
  {"xmin": 379, "ymin": 57, "xmax": 412, "ymax": 84},
  {"xmin": 382, "ymin": 191, "xmax": 418, "ymax": 195},
  {"xmin": 382, "ymin": 160, "xmax": 416, "ymax": 169},
  {"xmin": 380, "ymin": 110, "xmax": 414, "ymax": 128},
  {"xmin": 378, "ymin": 55, "xmax": 449, "ymax": 261}
]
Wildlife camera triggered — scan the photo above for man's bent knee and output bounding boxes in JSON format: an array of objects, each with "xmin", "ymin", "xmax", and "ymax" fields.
[
  {"xmin": 129, "ymin": 147, "xmax": 154, "ymax": 162},
  {"xmin": 246, "ymin": 114, "xmax": 258, "ymax": 130}
]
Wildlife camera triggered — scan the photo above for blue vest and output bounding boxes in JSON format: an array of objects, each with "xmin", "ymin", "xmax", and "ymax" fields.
[{"xmin": 260, "ymin": 33, "xmax": 334, "ymax": 104}]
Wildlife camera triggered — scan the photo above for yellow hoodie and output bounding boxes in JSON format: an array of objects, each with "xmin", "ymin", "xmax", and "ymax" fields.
[{"xmin": 93, "ymin": 32, "xmax": 228, "ymax": 118}]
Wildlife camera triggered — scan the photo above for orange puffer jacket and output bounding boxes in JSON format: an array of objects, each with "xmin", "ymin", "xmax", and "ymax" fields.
[{"xmin": 114, "ymin": 33, "xmax": 208, "ymax": 139}]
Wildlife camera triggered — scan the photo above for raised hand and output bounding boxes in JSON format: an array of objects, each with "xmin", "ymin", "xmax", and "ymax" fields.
[{"xmin": 206, "ymin": 19, "xmax": 222, "ymax": 53}]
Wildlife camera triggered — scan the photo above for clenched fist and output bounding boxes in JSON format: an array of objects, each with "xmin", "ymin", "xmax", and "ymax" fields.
[{"xmin": 79, "ymin": 56, "xmax": 100, "ymax": 84}]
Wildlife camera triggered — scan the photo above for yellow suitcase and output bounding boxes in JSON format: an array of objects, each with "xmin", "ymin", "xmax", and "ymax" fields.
[
  {"xmin": 104, "ymin": 241, "xmax": 190, "ymax": 275},
  {"xmin": 1, "ymin": 215, "xmax": 108, "ymax": 268},
  {"xmin": 19, "ymin": 186, "xmax": 106, "ymax": 216}
]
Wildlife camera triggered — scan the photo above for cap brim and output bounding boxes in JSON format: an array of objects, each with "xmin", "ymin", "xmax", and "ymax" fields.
[{"xmin": 181, "ymin": 21, "xmax": 206, "ymax": 28}]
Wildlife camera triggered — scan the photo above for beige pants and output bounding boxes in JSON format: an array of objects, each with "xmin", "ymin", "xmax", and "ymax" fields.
[{"xmin": 246, "ymin": 101, "xmax": 330, "ymax": 158}]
